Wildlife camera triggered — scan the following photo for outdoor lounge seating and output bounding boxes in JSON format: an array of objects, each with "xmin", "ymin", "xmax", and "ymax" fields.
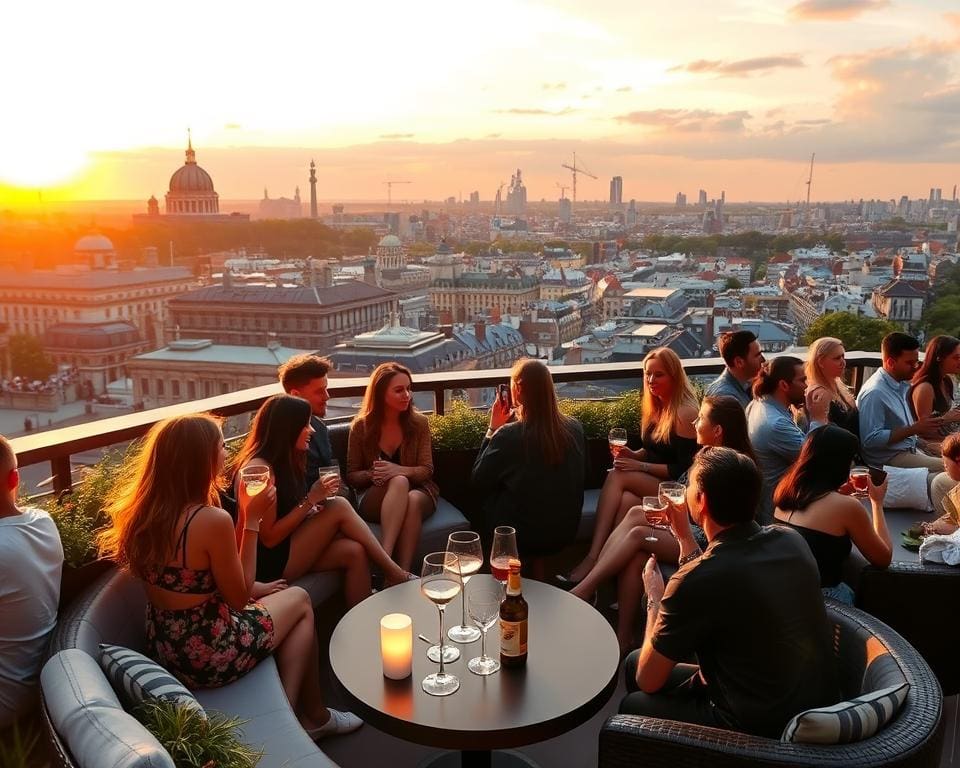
[{"xmin": 598, "ymin": 600, "xmax": 944, "ymax": 768}]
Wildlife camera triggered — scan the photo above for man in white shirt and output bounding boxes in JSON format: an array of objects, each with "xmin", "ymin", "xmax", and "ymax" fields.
[{"xmin": 0, "ymin": 435, "xmax": 63, "ymax": 727}]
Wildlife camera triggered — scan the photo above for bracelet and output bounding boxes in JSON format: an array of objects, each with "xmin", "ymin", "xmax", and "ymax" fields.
[
  {"xmin": 678, "ymin": 548, "xmax": 702, "ymax": 567},
  {"xmin": 243, "ymin": 526, "xmax": 260, "ymax": 534},
  {"xmin": 646, "ymin": 598, "xmax": 660, "ymax": 612}
]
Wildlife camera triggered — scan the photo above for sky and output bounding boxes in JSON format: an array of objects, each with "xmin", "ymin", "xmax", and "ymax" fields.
[{"xmin": 1, "ymin": 0, "xmax": 959, "ymax": 205}]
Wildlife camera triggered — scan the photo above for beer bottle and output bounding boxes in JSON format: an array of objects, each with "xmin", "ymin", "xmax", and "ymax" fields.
[{"xmin": 499, "ymin": 558, "xmax": 528, "ymax": 668}]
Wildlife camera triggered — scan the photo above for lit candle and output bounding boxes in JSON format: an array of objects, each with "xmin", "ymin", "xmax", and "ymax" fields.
[{"xmin": 380, "ymin": 613, "xmax": 412, "ymax": 680}]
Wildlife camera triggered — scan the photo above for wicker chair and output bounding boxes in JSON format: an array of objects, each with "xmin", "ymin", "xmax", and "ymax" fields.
[{"xmin": 598, "ymin": 601, "xmax": 944, "ymax": 768}]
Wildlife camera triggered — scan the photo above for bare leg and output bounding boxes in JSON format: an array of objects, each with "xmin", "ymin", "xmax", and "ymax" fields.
[
  {"xmin": 570, "ymin": 471, "xmax": 644, "ymax": 580},
  {"xmin": 572, "ymin": 524, "xmax": 679, "ymax": 602},
  {"xmin": 360, "ymin": 476, "xmax": 410, "ymax": 560},
  {"xmin": 395, "ymin": 490, "xmax": 434, "ymax": 573},
  {"xmin": 309, "ymin": 537, "xmax": 370, "ymax": 608},
  {"xmin": 616, "ymin": 554, "xmax": 648, "ymax": 655},
  {"xmin": 614, "ymin": 491, "xmax": 644, "ymax": 527}
]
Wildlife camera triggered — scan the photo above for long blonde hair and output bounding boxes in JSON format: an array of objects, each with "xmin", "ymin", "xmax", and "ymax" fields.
[
  {"xmin": 512, "ymin": 358, "xmax": 575, "ymax": 465},
  {"xmin": 97, "ymin": 414, "xmax": 223, "ymax": 579},
  {"xmin": 642, "ymin": 347, "xmax": 699, "ymax": 443},
  {"xmin": 806, "ymin": 337, "xmax": 855, "ymax": 408}
]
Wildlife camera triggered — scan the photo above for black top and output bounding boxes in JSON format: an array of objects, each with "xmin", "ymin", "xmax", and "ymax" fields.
[
  {"xmin": 828, "ymin": 399, "xmax": 861, "ymax": 439},
  {"xmin": 651, "ymin": 522, "xmax": 839, "ymax": 738},
  {"xmin": 782, "ymin": 520, "xmax": 852, "ymax": 588},
  {"xmin": 908, "ymin": 377, "xmax": 954, "ymax": 419},
  {"xmin": 256, "ymin": 459, "xmax": 304, "ymax": 583},
  {"xmin": 641, "ymin": 422, "xmax": 699, "ymax": 480},
  {"xmin": 472, "ymin": 419, "xmax": 585, "ymax": 556},
  {"xmin": 305, "ymin": 415, "xmax": 334, "ymax": 489}
]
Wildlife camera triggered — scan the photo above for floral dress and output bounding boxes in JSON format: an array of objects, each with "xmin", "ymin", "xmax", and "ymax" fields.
[{"xmin": 144, "ymin": 506, "xmax": 275, "ymax": 689}]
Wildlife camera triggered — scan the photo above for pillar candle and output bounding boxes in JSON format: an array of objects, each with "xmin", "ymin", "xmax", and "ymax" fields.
[{"xmin": 380, "ymin": 613, "xmax": 412, "ymax": 680}]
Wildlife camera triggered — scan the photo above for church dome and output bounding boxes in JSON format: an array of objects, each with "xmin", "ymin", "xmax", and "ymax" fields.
[
  {"xmin": 378, "ymin": 235, "xmax": 402, "ymax": 248},
  {"xmin": 74, "ymin": 234, "xmax": 115, "ymax": 252},
  {"xmin": 169, "ymin": 163, "xmax": 215, "ymax": 193}
]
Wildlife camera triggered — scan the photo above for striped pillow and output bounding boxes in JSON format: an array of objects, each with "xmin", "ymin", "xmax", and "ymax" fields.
[
  {"xmin": 98, "ymin": 644, "xmax": 206, "ymax": 720},
  {"xmin": 781, "ymin": 683, "xmax": 909, "ymax": 744}
]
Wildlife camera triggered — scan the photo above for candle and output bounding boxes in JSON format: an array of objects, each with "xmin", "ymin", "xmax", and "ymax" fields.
[{"xmin": 380, "ymin": 613, "xmax": 412, "ymax": 680}]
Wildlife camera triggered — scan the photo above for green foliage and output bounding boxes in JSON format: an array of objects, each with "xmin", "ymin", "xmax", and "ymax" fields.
[
  {"xmin": 724, "ymin": 277, "xmax": 743, "ymax": 290},
  {"xmin": 8, "ymin": 333, "xmax": 55, "ymax": 380},
  {"xmin": 428, "ymin": 399, "xmax": 489, "ymax": 450},
  {"xmin": 802, "ymin": 313, "xmax": 899, "ymax": 351},
  {"xmin": 921, "ymin": 295, "xmax": 960, "ymax": 338},
  {"xmin": 560, "ymin": 390, "xmax": 643, "ymax": 440},
  {"xmin": 135, "ymin": 700, "xmax": 262, "ymax": 768},
  {"xmin": 0, "ymin": 720, "xmax": 46, "ymax": 768}
]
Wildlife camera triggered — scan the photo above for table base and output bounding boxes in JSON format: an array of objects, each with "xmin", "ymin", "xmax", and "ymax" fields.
[{"xmin": 418, "ymin": 748, "xmax": 540, "ymax": 768}]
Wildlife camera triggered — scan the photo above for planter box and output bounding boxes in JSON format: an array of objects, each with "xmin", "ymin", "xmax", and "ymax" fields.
[
  {"xmin": 59, "ymin": 559, "xmax": 115, "ymax": 611},
  {"xmin": 433, "ymin": 448, "xmax": 480, "ymax": 527},
  {"xmin": 584, "ymin": 437, "xmax": 613, "ymax": 490}
]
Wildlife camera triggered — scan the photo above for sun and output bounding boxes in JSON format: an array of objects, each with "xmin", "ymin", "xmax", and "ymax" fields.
[{"xmin": 0, "ymin": 143, "xmax": 91, "ymax": 189}]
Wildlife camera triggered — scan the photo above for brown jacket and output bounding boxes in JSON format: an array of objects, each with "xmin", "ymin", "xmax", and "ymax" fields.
[{"xmin": 346, "ymin": 411, "xmax": 438, "ymax": 502}]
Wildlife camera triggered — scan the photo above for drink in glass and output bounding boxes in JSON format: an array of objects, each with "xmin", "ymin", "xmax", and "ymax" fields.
[
  {"xmin": 659, "ymin": 481, "xmax": 685, "ymax": 506},
  {"xmin": 490, "ymin": 525, "xmax": 518, "ymax": 590},
  {"xmin": 420, "ymin": 552, "xmax": 462, "ymax": 696},
  {"xmin": 642, "ymin": 496, "xmax": 668, "ymax": 542},
  {"xmin": 467, "ymin": 587, "xmax": 502, "ymax": 676},
  {"xmin": 608, "ymin": 427, "xmax": 628, "ymax": 460},
  {"xmin": 317, "ymin": 463, "xmax": 340, "ymax": 494},
  {"xmin": 849, "ymin": 466, "xmax": 869, "ymax": 497},
  {"xmin": 240, "ymin": 467, "xmax": 270, "ymax": 497},
  {"xmin": 446, "ymin": 531, "xmax": 482, "ymax": 643}
]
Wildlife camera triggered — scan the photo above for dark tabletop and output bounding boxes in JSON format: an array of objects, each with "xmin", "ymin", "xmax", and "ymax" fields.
[{"xmin": 329, "ymin": 575, "xmax": 621, "ymax": 751}]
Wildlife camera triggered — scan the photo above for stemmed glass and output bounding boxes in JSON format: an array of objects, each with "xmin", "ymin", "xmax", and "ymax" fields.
[
  {"xmin": 490, "ymin": 525, "xmax": 519, "ymax": 594},
  {"xmin": 420, "ymin": 552, "xmax": 462, "ymax": 697},
  {"xmin": 467, "ymin": 587, "xmax": 502, "ymax": 676},
  {"xmin": 849, "ymin": 466, "xmax": 869, "ymax": 498},
  {"xmin": 642, "ymin": 496, "xmax": 669, "ymax": 542},
  {"xmin": 239, "ymin": 466, "xmax": 270, "ymax": 497},
  {"xmin": 608, "ymin": 428, "xmax": 628, "ymax": 462},
  {"xmin": 447, "ymin": 531, "xmax": 483, "ymax": 643}
]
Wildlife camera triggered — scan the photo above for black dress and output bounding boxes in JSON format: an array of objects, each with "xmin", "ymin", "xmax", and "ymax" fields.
[{"xmin": 640, "ymin": 423, "xmax": 699, "ymax": 480}]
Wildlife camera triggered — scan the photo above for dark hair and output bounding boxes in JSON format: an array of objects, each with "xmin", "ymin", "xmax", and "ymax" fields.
[
  {"xmin": 773, "ymin": 425, "xmax": 858, "ymax": 511},
  {"xmin": 233, "ymin": 394, "xmax": 312, "ymax": 499},
  {"xmin": 943, "ymin": 432, "xmax": 960, "ymax": 462},
  {"xmin": 881, "ymin": 332, "xmax": 920, "ymax": 360},
  {"xmin": 752, "ymin": 356, "xmax": 802, "ymax": 398},
  {"xmin": 691, "ymin": 446, "xmax": 761, "ymax": 526},
  {"xmin": 700, "ymin": 395, "xmax": 758, "ymax": 465},
  {"xmin": 278, "ymin": 354, "xmax": 332, "ymax": 392},
  {"xmin": 910, "ymin": 335, "xmax": 959, "ymax": 414},
  {"xmin": 718, "ymin": 330, "xmax": 757, "ymax": 367}
]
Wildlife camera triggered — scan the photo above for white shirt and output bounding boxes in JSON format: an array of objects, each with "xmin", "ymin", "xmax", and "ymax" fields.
[{"xmin": 0, "ymin": 508, "xmax": 63, "ymax": 725}]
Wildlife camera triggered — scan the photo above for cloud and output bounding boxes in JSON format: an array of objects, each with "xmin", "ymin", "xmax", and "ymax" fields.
[
  {"xmin": 541, "ymin": 81, "xmax": 566, "ymax": 91},
  {"xmin": 224, "ymin": 123, "xmax": 242, "ymax": 130},
  {"xmin": 788, "ymin": 0, "xmax": 890, "ymax": 21},
  {"xmin": 494, "ymin": 107, "xmax": 578, "ymax": 116},
  {"xmin": 485, "ymin": 133, "xmax": 502, "ymax": 139},
  {"xmin": 615, "ymin": 109, "xmax": 752, "ymax": 132},
  {"xmin": 378, "ymin": 133, "xmax": 414, "ymax": 139},
  {"xmin": 615, "ymin": 86, "xmax": 632, "ymax": 92},
  {"xmin": 670, "ymin": 55, "xmax": 804, "ymax": 77}
]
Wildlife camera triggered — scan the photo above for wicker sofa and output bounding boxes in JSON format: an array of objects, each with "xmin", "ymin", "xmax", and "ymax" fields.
[{"xmin": 598, "ymin": 600, "xmax": 944, "ymax": 768}]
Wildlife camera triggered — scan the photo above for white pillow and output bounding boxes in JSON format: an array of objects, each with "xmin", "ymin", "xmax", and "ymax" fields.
[
  {"xmin": 881, "ymin": 465, "xmax": 932, "ymax": 511},
  {"xmin": 781, "ymin": 682, "xmax": 909, "ymax": 744}
]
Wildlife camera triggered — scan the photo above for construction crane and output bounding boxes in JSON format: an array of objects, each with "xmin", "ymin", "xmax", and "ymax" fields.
[
  {"xmin": 383, "ymin": 180, "xmax": 411, "ymax": 206},
  {"xmin": 561, "ymin": 152, "xmax": 597, "ymax": 209},
  {"xmin": 556, "ymin": 182, "xmax": 569, "ymax": 200},
  {"xmin": 804, "ymin": 153, "xmax": 815, "ymax": 223}
]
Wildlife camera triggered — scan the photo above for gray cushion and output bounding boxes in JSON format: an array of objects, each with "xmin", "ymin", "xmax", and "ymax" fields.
[
  {"xmin": 578, "ymin": 488, "xmax": 601, "ymax": 541},
  {"xmin": 291, "ymin": 571, "xmax": 343, "ymax": 606},
  {"xmin": 42, "ymin": 649, "xmax": 175, "ymax": 768},
  {"xmin": 367, "ymin": 497, "xmax": 470, "ymax": 567},
  {"xmin": 781, "ymin": 682, "xmax": 910, "ymax": 744},
  {"xmin": 98, "ymin": 644, "xmax": 205, "ymax": 719}
]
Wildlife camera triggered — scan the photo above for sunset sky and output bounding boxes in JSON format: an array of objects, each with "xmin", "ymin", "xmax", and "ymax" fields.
[{"xmin": 1, "ymin": 0, "xmax": 959, "ymax": 205}]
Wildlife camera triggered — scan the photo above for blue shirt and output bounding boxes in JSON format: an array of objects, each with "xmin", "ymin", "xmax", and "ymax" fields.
[
  {"xmin": 705, "ymin": 368, "xmax": 754, "ymax": 408},
  {"xmin": 856, "ymin": 368, "xmax": 916, "ymax": 466},
  {"xmin": 746, "ymin": 396, "xmax": 820, "ymax": 524},
  {"xmin": 305, "ymin": 415, "xmax": 334, "ymax": 488}
]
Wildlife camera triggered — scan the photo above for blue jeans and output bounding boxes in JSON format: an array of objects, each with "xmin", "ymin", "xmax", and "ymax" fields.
[{"xmin": 822, "ymin": 582, "xmax": 854, "ymax": 604}]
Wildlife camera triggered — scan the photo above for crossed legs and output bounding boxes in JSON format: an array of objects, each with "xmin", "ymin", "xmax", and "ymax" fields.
[{"xmin": 359, "ymin": 476, "xmax": 436, "ymax": 572}]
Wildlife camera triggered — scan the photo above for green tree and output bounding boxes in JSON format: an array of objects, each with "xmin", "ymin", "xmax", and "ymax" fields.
[
  {"xmin": 802, "ymin": 313, "xmax": 899, "ymax": 352},
  {"xmin": 9, "ymin": 333, "xmax": 55, "ymax": 380},
  {"xmin": 724, "ymin": 277, "xmax": 743, "ymax": 290},
  {"xmin": 921, "ymin": 295, "xmax": 960, "ymax": 338}
]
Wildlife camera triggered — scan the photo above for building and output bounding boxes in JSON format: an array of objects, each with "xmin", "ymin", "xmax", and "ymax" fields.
[
  {"xmin": 507, "ymin": 169, "xmax": 527, "ymax": 215},
  {"xmin": 374, "ymin": 235, "xmax": 432, "ymax": 297},
  {"xmin": 166, "ymin": 282, "xmax": 398, "ymax": 353},
  {"xmin": 872, "ymin": 278, "xmax": 925, "ymax": 329},
  {"xmin": 258, "ymin": 187, "xmax": 302, "ymax": 219},
  {"xmin": 518, "ymin": 303, "xmax": 582, "ymax": 360},
  {"xmin": 539, "ymin": 268, "xmax": 591, "ymax": 302},
  {"xmin": 427, "ymin": 248, "xmax": 539, "ymax": 323},
  {"xmin": 609, "ymin": 176, "xmax": 623, "ymax": 207},
  {"xmin": 610, "ymin": 323, "xmax": 702, "ymax": 362},
  {"xmin": 624, "ymin": 287, "xmax": 690, "ymax": 323},
  {"xmin": 128, "ymin": 338, "xmax": 311, "ymax": 409},
  {"xmin": 309, "ymin": 160, "xmax": 318, "ymax": 219}
]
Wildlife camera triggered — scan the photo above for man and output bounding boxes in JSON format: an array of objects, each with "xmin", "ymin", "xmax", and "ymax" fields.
[
  {"xmin": 705, "ymin": 330, "xmax": 764, "ymax": 408},
  {"xmin": 857, "ymin": 332, "xmax": 954, "ymax": 513},
  {"xmin": 279, "ymin": 354, "xmax": 336, "ymax": 489},
  {"xmin": 746, "ymin": 356, "xmax": 824, "ymax": 523},
  {"xmin": 622, "ymin": 447, "xmax": 838, "ymax": 738},
  {"xmin": 0, "ymin": 435, "xmax": 64, "ymax": 727}
]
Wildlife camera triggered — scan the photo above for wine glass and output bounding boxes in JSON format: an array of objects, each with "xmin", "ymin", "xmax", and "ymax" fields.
[
  {"xmin": 608, "ymin": 428, "xmax": 628, "ymax": 461},
  {"xmin": 642, "ymin": 496, "xmax": 669, "ymax": 543},
  {"xmin": 467, "ymin": 587, "xmax": 502, "ymax": 676},
  {"xmin": 420, "ymin": 552, "xmax": 462, "ymax": 697},
  {"xmin": 490, "ymin": 525, "xmax": 519, "ymax": 594},
  {"xmin": 849, "ymin": 466, "xmax": 869, "ymax": 498},
  {"xmin": 317, "ymin": 462, "xmax": 340, "ymax": 491},
  {"xmin": 239, "ymin": 466, "xmax": 270, "ymax": 497},
  {"xmin": 447, "ymin": 531, "xmax": 483, "ymax": 644},
  {"xmin": 659, "ymin": 481, "xmax": 685, "ymax": 507}
]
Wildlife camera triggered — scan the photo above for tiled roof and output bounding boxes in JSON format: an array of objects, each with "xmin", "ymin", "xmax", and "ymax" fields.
[
  {"xmin": 0, "ymin": 266, "xmax": 194, "ymax": 290},
  {"xmin": 172, "ymin": 283, "xmax": 396, "ymax": 307}
]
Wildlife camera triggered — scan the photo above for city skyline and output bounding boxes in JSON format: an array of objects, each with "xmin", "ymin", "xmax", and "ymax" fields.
[{"xmin": 2, "ymin": 0, "xmax": 959, "ymax": 205}]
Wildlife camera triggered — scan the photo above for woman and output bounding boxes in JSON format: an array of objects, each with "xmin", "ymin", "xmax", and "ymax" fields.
[
  {"xmin": 563, "ymin": 347, "xmax": 699, "ymax": 584},
  {"xmin": 571, "ymin": 395, "xmax": 754, "ymax": 652},
  {"xmin": 773, "ymin": 424, "xmax": 892, "ymax": 603},
  {"xmin": 909, "ymin": 335, "xmax": 960, "ymax": 450},
  {"xmin": 472, "ymin": 359, "xmax": 585, "ymax": 561},
  {"xmin": 346, "ymin": 363, "xmax": 437, "ymax": 573},
  {"xmin": 97, "ymin": 414, "xmax": 361, "ymax": 738},
  {"xmin": 235, "ymin": 394, "xmax": 411, "ymax": 607},
  {"xmin": 804, "ymin": 337, "xmax": 858, "ymax": 436}
]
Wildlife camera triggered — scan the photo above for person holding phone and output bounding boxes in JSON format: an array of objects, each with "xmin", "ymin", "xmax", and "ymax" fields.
[{"xmin": 773, "ymin": 425, "xmax": 892, "ymax": 604}]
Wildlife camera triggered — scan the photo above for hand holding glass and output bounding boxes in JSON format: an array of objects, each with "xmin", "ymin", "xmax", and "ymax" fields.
[
  {"xmin": 420, "ymin": 552, "xmax": 462, "ymax": 696},
  {"xmin": 643, "ymin": 496, "xmax": 669, "ymax": 542},
  {"xmin": 467, "ymin": 587, "xmax": 502, "ymax": 676},
  {"xmin": 849, "ymin": 467, "xmax": 869, "ymax": 498},
  {"xmin": 446, "ymin": 531, "xmax": 482, "ymax": 644},
  {"xmin": 608, "ymin": 428, "xmax": 628, "ymax": 460},
  {"xmin": 240, "ymin": 466, "xmax": 271, "ymax": 497}
]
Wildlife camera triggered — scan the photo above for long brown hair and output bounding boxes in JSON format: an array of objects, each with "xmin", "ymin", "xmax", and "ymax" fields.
[
  {"xmin": 353, "ymin": 362, "xmax": 417, "ymax": 450},
  {"xmin": 97, "ymin": 414, "xmax": 223, "ymax": 579},
  {"xmin": 910, "ymin": 335, "xmax": 959, "ymax": 416},
  {"xmin": 232, "ymin": 394, "xmax": 311, "ymax": 490},
  {"xmin": 641, "ymin": 347, "xmax": 699, "ymax": 443},
  {"xmin": 512, "ymin": 358, "xmax": 575, "ymax": 465},
  {"xmin": 700, "ymin": 395, "xmax": 758, "ymax": 466}
]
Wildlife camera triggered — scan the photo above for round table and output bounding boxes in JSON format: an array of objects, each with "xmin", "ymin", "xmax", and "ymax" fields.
[{"xmin": 329, "ymin": 575, "xmax": 620, "ymax": 768}]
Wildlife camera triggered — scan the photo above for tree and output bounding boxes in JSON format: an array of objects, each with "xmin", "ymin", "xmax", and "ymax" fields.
[
  {"xmin": 921, "ymin": 295, "xmax": 960, "ymax": 338},
  {"xmin": 802, "ymin": 313, "xmax": 899, "ymax": 352},
  {"xmin": 9, "ymin": 333, "xmax": 55, "ymax": 380},
  {"xmin": 724, "ymin": 277, "xmax": 743, "ymax": 290}
]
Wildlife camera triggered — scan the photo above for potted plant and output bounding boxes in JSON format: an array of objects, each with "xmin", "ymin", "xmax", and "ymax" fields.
[
  {"xmin": 429, "ymin": 400, "xmax": 488, "ymax": 523},
  {"xmin": 560, "ymin": 390, "xmax": 642, "ymax": 489}
]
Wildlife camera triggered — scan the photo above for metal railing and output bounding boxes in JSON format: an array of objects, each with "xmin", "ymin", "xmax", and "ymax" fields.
[{"xmin": 7, "ymin": 352, "xmax": 882, "ymax": 494}]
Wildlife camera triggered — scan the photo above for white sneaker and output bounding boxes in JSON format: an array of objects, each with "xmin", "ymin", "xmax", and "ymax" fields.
[{"xmin": 307, "ymin": 709, "xmax": 363, "ymax": 740}]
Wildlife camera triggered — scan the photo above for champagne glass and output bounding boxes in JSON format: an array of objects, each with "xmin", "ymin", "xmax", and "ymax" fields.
[
  {"xmin": 420, "ymin": 552, "xmax": 462, "ymax": 696},
  {"xmin": 659, "ymin": 481, "xmax": 685, "ymax": 507},
  {"xmin": 467, "ymin": 587, "xmax": 502, "ymax": 676},
  {"xmin": 642, "ymin": 496, "xmax": 669, "ymax": 542},
  {"xmin": 849, "ymin": 466, "xmax": 869, "ymax": 498},
  {"xmin": 608, "ymin": 428, "xmax": 628, "ymax": 461},
  {"xmin": 490, "ymin": 525, "xmax": 519, "ymax": 593},
  {"xmin": 240, "ymin": 466, "xmax": 270, "ymax": 497},
  {"xmin": 447, "ymin": 531, "xmax": 483, "ymax": 643}
]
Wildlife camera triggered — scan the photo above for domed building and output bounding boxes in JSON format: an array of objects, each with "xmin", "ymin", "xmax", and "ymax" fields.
[
  {"xmin": 165, "ymin": 135, "xmax": 219, "ymax": 215},
  {"xmin": 73, "ymin": 234, "xmax": 116, "ymax": 269}
]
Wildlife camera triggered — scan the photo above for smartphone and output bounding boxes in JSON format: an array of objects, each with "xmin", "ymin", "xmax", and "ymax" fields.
[
  {"xmin": 868, "ymin": 466, "xmax": 887, "ymax": 485},
  {"xmin": 498, "ymin": 383, "xmax": 512, "ymax": 409}
]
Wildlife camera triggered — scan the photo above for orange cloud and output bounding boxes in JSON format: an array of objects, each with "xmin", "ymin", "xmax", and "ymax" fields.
[
  {"xmin": 615, "ymin": 109, "xmax": 751, "ymax": 133},
  {"xmin": 789, "ymin": 0, "xmax": 889, "ymax": 21},
  {"xmin": 670, "ymin": 55, "xmax": 804, "ymax": 76}
]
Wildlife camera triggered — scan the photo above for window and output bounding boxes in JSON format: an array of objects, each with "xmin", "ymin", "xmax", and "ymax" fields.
[
  {"xmin": 157, "ymin": 380, "xmax": 165, "ymax": 396},
  {"xmin": 187, "ymin": 381, "xmax": 196, "ymax": 400},
  {"xmin": 172, "ymin": 380, "xmax": 181, "ymax": 398},
  {"xmin": 141, "ymin": 378, "xmax": 150, "ymax": 396}
]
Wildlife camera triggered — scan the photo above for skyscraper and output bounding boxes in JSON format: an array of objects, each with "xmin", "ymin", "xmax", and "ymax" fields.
[
  {"xmin": 309, "ymin": 160, "xmax": 318, "ymax": 219},
  {"xmin": 609, "ymin": 176, "xmax": 623, "ymax": 206},
  {"xmin": 698, "ymin": 189, "xmax": 707, "ymax": 206}
]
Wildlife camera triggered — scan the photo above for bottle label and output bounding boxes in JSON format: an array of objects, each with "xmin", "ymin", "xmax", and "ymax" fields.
[{"xmin": 500, "ymin": 618, "xmax": 528, "ymax": 656}]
